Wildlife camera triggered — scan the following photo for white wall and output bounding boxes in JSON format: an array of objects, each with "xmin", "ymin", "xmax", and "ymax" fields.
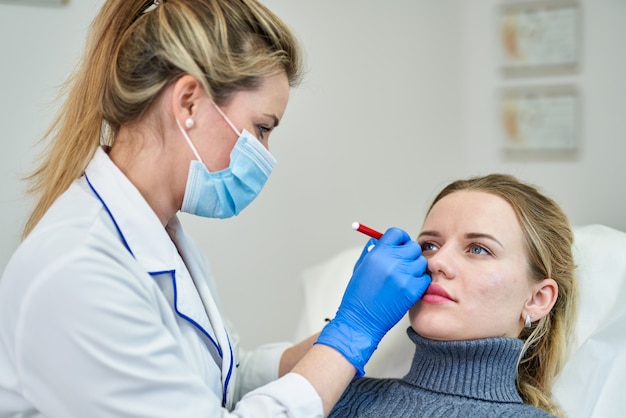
[
  {"xmin": 459, "ymin": 1, "xmax": 626, "ymax": 233},
  {"xmin": 0, "ymin": 0, "xmax": 102, "ymax": 255},
  {"xmin": 1, "ymin": 1, "xmax": 624, "ymax": 351}
]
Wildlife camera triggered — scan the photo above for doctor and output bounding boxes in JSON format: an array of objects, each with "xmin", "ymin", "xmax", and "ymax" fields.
[{"xmin": 0, "ymin": 0, "xmax": 431, "ymax": 417}]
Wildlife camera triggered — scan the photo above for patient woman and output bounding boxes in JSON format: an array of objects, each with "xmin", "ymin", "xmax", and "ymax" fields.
[{"xmin": 330, "ymin": 173, "xmax": 577, "ymax": 418}]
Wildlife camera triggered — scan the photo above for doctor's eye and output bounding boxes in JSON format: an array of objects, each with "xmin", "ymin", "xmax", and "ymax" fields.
[{"xmin": 257, "ymin": 125, "xmax": 271, "ymax": 140}]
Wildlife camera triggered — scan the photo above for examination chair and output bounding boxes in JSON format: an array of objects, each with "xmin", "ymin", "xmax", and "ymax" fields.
[{"xmin": 293, "ymin": 224, "xmax": 626, "ymax": 418}]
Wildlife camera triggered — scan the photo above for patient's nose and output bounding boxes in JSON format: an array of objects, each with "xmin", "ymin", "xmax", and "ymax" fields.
[{"xmin": 427, "ymin": 247, "xmax": 455, "ymax": 280}]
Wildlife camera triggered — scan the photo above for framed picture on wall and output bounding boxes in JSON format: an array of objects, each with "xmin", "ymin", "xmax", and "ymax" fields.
[
  {"xmin": 499, "ymin": 84, "xmax": 579, "ymax": 152},
  {"xmin": 497, "ymin": 0, "xmax": 580, "ymax": 77}
]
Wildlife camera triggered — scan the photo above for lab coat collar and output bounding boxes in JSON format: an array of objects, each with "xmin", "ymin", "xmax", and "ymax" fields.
[
  {"xmin": 84, "ymin": 148, "xmax": 235, "ymax": 406},
  {"xmin": 84, "ymin": 148, "xmax": 220, "ymax": 341},
  {"xmin": 84, "ymin": 147, "xmax": 179, "ymax": 275}
]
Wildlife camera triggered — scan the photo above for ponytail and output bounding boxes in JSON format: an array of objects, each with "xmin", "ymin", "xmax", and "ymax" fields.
[{"xmin": 23, "ymin": 1, "xmax": 148, "ymax": 237}]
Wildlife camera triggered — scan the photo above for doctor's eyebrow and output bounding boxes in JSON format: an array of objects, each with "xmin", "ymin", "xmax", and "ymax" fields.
[{"xmin": 264, "ymin": 113, "xmax": 280, "ymax": 128}]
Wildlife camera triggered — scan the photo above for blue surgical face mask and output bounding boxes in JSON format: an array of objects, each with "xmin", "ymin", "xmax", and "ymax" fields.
[{"xmin": 177, "ymin": 104, "xmax": 276, "ymax": 219}]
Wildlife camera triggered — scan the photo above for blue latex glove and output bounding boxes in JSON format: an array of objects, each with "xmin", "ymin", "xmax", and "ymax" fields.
[{"xmin": 316, "ymin": 227, "xmax": 431, "ymax": 376}]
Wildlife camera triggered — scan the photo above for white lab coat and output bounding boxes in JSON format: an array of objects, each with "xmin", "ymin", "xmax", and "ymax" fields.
[{"xmin": 0, "ymin": 148, "xmax": 322, "ymax": 417}]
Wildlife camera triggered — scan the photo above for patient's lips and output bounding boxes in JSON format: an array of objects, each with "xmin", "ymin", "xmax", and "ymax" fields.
[{"xmin": 421, "ymin": 283, "xmax": 455, "ymax": 304}]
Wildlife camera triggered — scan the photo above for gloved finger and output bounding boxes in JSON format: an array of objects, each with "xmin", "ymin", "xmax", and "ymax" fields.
[
  {"xmin": 377, "ymin": 227, "xmax": 412, "ymax": 246},
  {"xmin": 372, "ymin": 236, "xmax": 423, "ymax": 262},
  {"xmin": 388, "ymin": 239, "xmax": 423, "ymax": 261},
  {"xmin": 405, "ymin": 272, "xmax": 432, "ymax": 301},
  {"xmin": 392, "ymin": 269, "xmax": 432, "ymax": 303},
  {"xmin": 402, "ymin": 254, "xmax": 429, "ymax": 277},
  {"xmin": 352, "ymin": 237, "xmax": 377, "ymax": 273}
]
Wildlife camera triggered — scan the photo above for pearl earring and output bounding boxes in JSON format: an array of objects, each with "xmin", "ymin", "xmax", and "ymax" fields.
[
  {"xmin": 525, "ymin": 313, "xmax": 535, "ymax": 328},
  {"xmin": 185, "ymin": 117, "xmax": 194, "ymax": 129}
]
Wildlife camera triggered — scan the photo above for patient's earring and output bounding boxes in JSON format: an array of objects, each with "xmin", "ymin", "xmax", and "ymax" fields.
[
  {"xmin": 185, "ymin": 117, "xmax": 194, "ymax": 129},
  {"xmin": 525, "ymin": 313, "xmax": 535, "ymax": 328}
]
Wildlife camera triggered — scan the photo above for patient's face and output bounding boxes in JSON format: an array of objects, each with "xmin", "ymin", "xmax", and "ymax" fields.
[{"xmin": 410, "ymin": 190, "xmax": 532, "ymax": 340}]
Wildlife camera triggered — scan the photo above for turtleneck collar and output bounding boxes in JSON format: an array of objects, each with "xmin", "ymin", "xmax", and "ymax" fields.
[{"xmin": 403, "ymin": 327, "xmax": 524, "ymax": 404}]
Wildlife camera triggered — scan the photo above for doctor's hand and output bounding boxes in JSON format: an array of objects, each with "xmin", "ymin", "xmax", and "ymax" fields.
[
  {"xmin": 351, "ymin": 235, "xmax": 376, "ymax": 273},
  {"xmin": 316, "ymin": 227, "xmax": 431, "ymax": 376}
]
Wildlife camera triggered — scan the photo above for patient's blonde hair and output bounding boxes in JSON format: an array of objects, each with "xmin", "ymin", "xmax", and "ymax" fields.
[
  {"xmin": 428, "ymin": 173, "xmax": 577, "ymax": 418},
  {"xmin": 23, "ymin": 0, "xmax": 303, "ymax": 237}
]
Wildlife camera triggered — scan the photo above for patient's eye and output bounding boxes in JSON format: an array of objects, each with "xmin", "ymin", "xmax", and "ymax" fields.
[
  {"xmin": 421, "ymin": 242, "xmax": 438, "ymax": 252},
  {"xmin": 469, "ymin": 243, "xmax": 491, "ymax": 256}
]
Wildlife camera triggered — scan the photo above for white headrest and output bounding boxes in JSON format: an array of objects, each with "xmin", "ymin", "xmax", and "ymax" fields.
[{"xmin": 553, "ymin": 224, "xmax": 626, "ymax": 418}]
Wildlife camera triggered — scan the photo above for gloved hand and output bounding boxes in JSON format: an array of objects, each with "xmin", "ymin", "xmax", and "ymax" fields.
[
  {"xmin": 351, "ymin": 236, "xmax": 376, "ymax": 273},
  {"xmin": 316, "ymin": 227, "xmax": 431, "ymax": 376}
]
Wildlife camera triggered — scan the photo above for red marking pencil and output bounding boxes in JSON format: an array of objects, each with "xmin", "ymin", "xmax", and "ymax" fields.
[{"xmin": 352, "ymin": 222, "xmax": 383, "ymax": 239}]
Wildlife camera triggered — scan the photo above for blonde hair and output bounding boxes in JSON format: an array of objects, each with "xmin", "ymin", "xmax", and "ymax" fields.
[
  {"xmin": 23, "ymin": 0, "xmax": 303, "ymax": 237},
  {"xmin": 428, "ymin": 173, "xmax": 577, "ymax": 418}
]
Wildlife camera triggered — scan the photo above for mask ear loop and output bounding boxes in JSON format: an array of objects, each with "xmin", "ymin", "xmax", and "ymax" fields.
[
  {"xmin": 176, "ymin": 119, "xmax": 203, "ymax": 163},
  {"xmin": 212, "ymin": 102, "xmax": 242, "ymax": 137}
]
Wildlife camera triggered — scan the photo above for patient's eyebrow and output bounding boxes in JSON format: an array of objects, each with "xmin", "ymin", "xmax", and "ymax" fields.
[
  {"xmin": 418, "ymin": 230, "xmax": 440, "ymax": 239},
  {"xmin": 417, "ymin": 231, "xmax": 504, "ymax": 249},
  {"xmin": 465, "ymin": 232, "xmax": 503, "ymax": 249}
]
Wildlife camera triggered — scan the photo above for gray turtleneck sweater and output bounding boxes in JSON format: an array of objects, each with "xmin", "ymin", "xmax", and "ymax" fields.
[{"xmin": 329, "ymin": 328, "xmax": 555, "ymax": 417}]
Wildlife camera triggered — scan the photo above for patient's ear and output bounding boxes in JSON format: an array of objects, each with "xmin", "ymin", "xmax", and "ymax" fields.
[{"xmin": 525, "ymin": 278, "xmax": 558, "ymax": 322}]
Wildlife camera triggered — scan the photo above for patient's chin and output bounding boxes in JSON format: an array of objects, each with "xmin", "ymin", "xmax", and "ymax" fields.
[{"xmin": 411, "ymin": 318, "xmax": 456, "ymax": 341}]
